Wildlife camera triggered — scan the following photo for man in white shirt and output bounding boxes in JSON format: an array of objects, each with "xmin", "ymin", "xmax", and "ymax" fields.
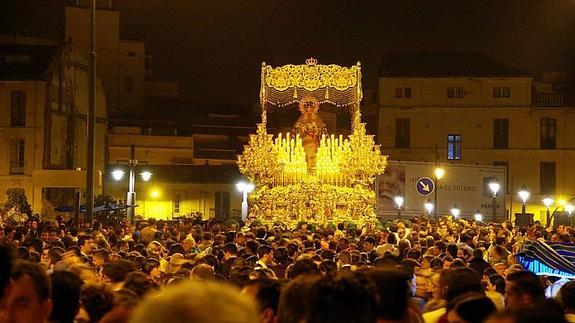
[{"xmin": 255, "ymin": 245, "xmax": 274, "ymax": 269}]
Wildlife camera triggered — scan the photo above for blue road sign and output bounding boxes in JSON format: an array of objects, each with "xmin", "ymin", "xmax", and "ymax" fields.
[{"xmin": 416, "ymin": 177, "xmax": 435, "ymax": 196}]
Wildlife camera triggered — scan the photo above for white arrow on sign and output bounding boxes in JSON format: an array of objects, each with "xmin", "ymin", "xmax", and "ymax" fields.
[{"xmin": 419, "ymin": 181, "xmax": 430, "ymax": 192}]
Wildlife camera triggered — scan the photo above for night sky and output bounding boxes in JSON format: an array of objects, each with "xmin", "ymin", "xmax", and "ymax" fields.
[{"xmin": 3, "ymin": 0, "xmax": 575, "ymax": 106}]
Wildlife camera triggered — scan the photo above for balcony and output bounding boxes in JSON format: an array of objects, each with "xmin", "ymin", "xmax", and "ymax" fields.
[{"xmin": 534, "ymin": 94, "xmax": 564, "ymax": 106}]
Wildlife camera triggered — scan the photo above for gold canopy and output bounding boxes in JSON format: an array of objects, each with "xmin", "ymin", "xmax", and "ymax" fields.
[{"xmin": 260, "ymin": 58, "xmax": 362, "ymax": 108}]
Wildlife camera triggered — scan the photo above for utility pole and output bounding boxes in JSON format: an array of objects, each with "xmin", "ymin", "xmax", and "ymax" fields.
[{"xmin": 85, "ymin": 0, "xmax": 97, "ymax": 224}]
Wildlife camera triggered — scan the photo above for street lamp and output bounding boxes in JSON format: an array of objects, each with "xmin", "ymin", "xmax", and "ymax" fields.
[
  {"xmin": 111, "ymin": 169, "xmax": 125, "ymax": 181},
  {"xmin": 566, "ymin": 204, "xmax": 574, "ymax": 227},
  {"xmin": 566, "ymin": 204, "xmax": 574, "ymax": 215},
  {"xmin": 543, "ymin": 197, "xmax": 554, "ymax": 226},
  {"xmin": 474, "ymin": 210, "xmax": 483, "ymax": 222},
  {"xmin": 424, "ymin": 201, "xmax": 434, "ymax": 216},
  {"xmin": 140, "ymin": 171, "xmax": 153, "ymax": 182},
  {"xmin": 394, "ymin": 196, "xmax": 404, "ymax": 219},
  {"xmin": 111, "ymin": 164, "xmax": 152, "ymax": 222},
  {"xmin": 518, "ymin": 186, "xmax": 530, "ymax": 215},
  {"xmin": 450, "ymin": 204, "xmax": 460, "ymax": 218},
  {"xmin": 489, "ymin": 181, "xmax": 500, "ymax": 222},
  {"xmin": 434, "ymin": 167, "xmax": 444, "ymax": 218},
  {"xmin": 236, "ymin": 182, "xmax": 255, "ymax": 221}
]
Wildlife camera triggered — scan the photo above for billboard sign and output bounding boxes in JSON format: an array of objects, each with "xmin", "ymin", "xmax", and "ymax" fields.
[{"xmin": 376, "ymin": 161, "xmax": 506, "ymax": 219}]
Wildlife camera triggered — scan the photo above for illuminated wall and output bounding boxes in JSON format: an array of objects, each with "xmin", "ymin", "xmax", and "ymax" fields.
[{"xmin": 378, "ymin": 76, "xmax": 575, "ymax": 225}]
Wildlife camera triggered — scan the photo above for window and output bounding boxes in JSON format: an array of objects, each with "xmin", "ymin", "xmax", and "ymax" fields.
[
  {"xmin": 540, "ymin": 161, "xmax": 556, "ymax": 195},
  {"xmin": 404, "ymin": 87, "xmax": 411, "ymax": 98},
  {"xmin": 540, "ymin": 117, "xmax": 556, "ymax": 149},
  {"xmin": 394, "ymin": 87, "xmax": 412, "ymax": 98},
  {"xmin": 10, "ymin": 91, "xmax": 26, "ymax": 127},
  {"xmin": 173, "ymin": 194, "xmax": 180, "ymax": 214},
  {"xmin": 10, "ymin": 139, "xmax": 25, "ymax": 174},
  {"xmin": 447, "ymin": 87, "xmax": 463, "ymax": 98},
  {"xmin": 493, "ymin": 86, "xmax": 511, "ymax": 98},
  {"xmin": 493, "ymin": 119, "xmax": 509, "ymax": 149},
  {"xmin": 447, "ymin": 134, "xmax": 461, "ymax": 160},
  {"xmin": 395, "ymin": 118, "xmax": 410, "ymax": 148},
  {"xmin": 493, "ymin": 161, "xmax": 509, "ymax": 193}
]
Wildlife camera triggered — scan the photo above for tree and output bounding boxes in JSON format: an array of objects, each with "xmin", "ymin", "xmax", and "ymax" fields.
[{"xmin": 1, "ymin": 188, "xmax": 33, "ymax": 217}]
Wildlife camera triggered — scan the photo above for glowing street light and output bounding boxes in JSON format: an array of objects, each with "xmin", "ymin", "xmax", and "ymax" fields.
[
  {"xmin": 424, "ymin": 201, "xmax": 434, "ymax": 216},
  {"xmin": 474, "ymin": 210, "xmax": 483, "ymax": 222},
  {"xmin": 111, "ymin": 169, "xmax": 125, "ymax": 181},
  {"xmin": 394, "ymin": 196, "xmax": 404, "ymax": 219},
  {"xmin": 237, "ymin": 182, "xmax": 255, "ymax": 221},
  {"xmin": 489, "ymin": 180, "xmax": 500, "ymax": 222},
  {"xmin": 518, "ymin": 186, "xmax": 530, "ymax": 214},
  {"xmin": 543, "ymin": 197, "xmax": 554, "ymax": 225},
  {"xmin": 450, "ymin": 204, "xmax": 460, "ymax": 218},
  {"xmin": 140, "ymin": 171, "xmax": 153, "ymax": 182},
  {"xmin": 565, "ymin": 204, "xmax": 574, "ymax": 216},
  {"xmin": 435, "ymin": 168, "xmax": 445, "ymax": 180},
  {"xmin": 434, "ymin": 167, "xmax": 444, "ymax": 218}
]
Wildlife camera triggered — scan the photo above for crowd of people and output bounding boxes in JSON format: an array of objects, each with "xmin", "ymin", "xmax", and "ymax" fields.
[{"xmin": 0, "ymin": 214, "xmax": 574, "ymax": 323}]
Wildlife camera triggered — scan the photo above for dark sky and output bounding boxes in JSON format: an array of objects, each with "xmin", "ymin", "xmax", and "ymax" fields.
[{"xmin": 4, "ymin": 0, "xmax": 575, "ymax": 106}]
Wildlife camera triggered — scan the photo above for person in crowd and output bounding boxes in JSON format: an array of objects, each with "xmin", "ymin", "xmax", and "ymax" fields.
[
  {"xmin": 101, "ymin": 260, "xmax": 136, "ymax": 291},
  {"xmin": 139, "ymin": 219, "xmax": 157, "ymax": 246},
  {"xmin": 0, "ymin": 243, "xmax": 13, "ymax": 302},
  {"xmin": 468, "ymin": 248, "xmax": 492, "ymax": 275},
  {"xmin": 446, "ymin": 293, "xmax": 496, "ymax": 323},
  {"xmin": 2, "ymin": 261, "xmax": 53, "ymax": 323},
  {"xmin": 49, "ymin": 271, "xmax": 83, "ymax": 323},
  {"xmin": 129, "ymin": 281, "xmax": 259, "ymax": 323},
  {"xmin": 307, "ymin": 272, "xmax": 378, "ymax": 323},
  {"xmin": 255, "ymin": 245, "xmax": 274, "ymax": 269},
  {"xmin": 78, "ymin": 282, "xmax": 115, "ymax": 323},
  {"xmin": 423, "ymin": 268, "xmax": 484, "ymax": 323},
  {"xmin": 77, "ymin": 236, "xmax": 93, "ymax": 264},
  {"xmin": 504, "ymin": 271, "xmax": 546, "ymax": 309},
  {"xmin": 486, "ymin": 304, "xmax": 569, "ymax": 323},
  {"xmin": 242, "ymin": 279, "xmax": 282, "ymax": 323},
  {"xmin": 560, "ymin": 281, "xmax": 575, "ymax": 323}
]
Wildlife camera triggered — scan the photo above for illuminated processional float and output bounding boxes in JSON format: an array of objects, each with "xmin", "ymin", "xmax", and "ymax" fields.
[{"xmin": 238, "ymin": 58, "xmax": 387, "ymax": 228}]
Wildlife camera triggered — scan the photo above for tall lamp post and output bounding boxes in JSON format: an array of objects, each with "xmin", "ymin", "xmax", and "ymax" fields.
[
  {"xmin": 236, "ymin": 182, "xmax": 255, "ymax": 221},
  {"xmin": 394, "ymin": 196, "xmax": 404, "ymax": 219},
  {"xmin": 489, "ymin": 181, "xmax": 500, "ymax": 222},
  {"xmin": 543, "ymin": 197, "xmax": 554, "ymax": 226},
  {"xmin": 111, "ymin": 167, "xmax": 152, "ymax": 222},
  {"xmin": 518, "ymin": 186, "xmax": 530, "ymax": 215},
  {"xmin": 434, "ymin": 167, "xmax": 444, "ymax": 218},
  {"xmin": 85, "ymin": 0, "xmax": 97, "ymax": 224},
  {"xmin": 424, "ymin": 201, "xmax": 434, "ymax": 216}
]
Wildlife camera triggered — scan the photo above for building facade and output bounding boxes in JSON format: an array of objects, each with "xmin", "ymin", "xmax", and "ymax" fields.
[
  {"xmin": 105, "ymin": 122, "xmax": 247, "ymax": 221},
  {"xmin": 0, "ymin": 39, "xmax": 107, "ymax": 216},
  {"xmin": 378, "ymin": 53, "xmax": 575, "ymax": 224}
]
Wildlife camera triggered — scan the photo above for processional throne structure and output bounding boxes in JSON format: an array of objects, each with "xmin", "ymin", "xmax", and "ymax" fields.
[{"xmin": 238, "ymin": 59, "xmax": 387, "ymax": 228}]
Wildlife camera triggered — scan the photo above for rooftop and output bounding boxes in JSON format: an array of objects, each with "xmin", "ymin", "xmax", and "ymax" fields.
[
  {"xmin": 105, "ymin": 165, "xmax": 242, "ymax": 184},
  {"xmin": 379, "ymin": 52, "xmax": 531, "ymax": 78}
]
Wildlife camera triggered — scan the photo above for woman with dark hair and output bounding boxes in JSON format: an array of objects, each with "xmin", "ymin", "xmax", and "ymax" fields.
[{"xmin": 446, "ymin": 293, "xmax": 496, "ymax": 323}]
